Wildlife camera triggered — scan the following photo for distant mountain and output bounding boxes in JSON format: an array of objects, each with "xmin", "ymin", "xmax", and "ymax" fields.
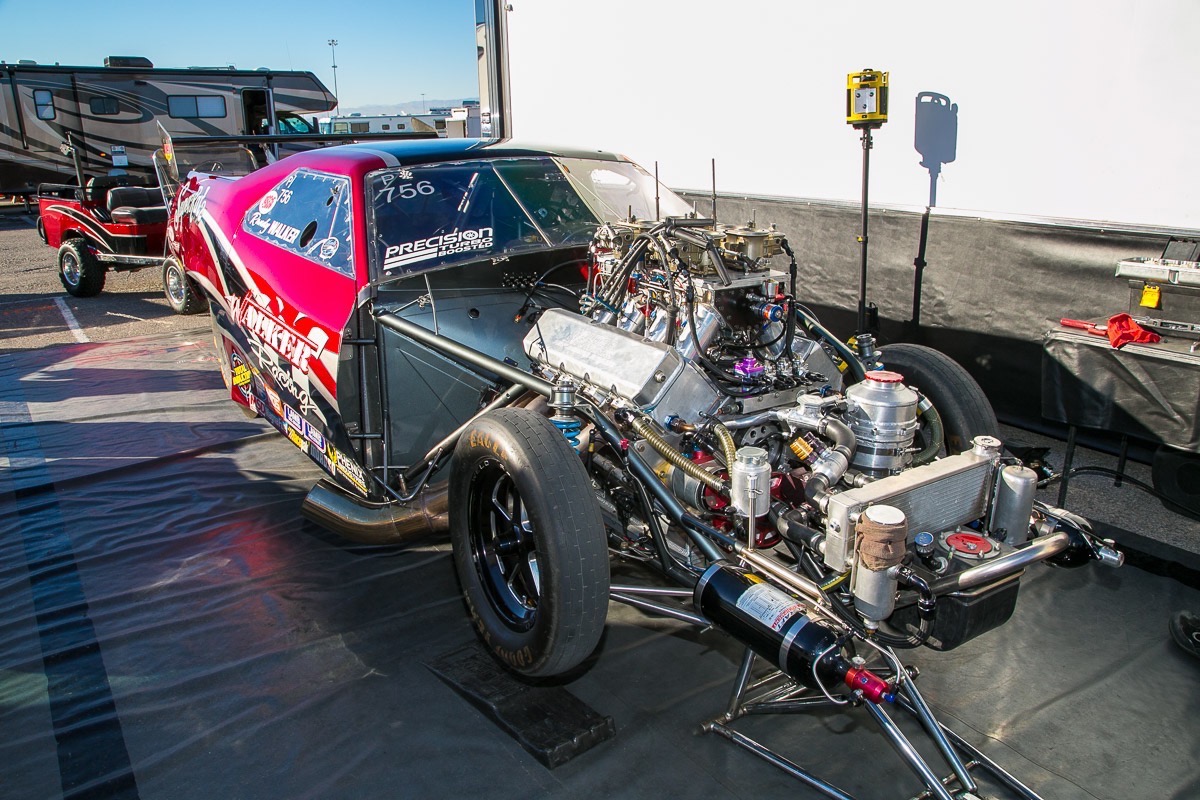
[{"xmin": 336, "ymin": 98, "xmax": 479, "ymax": 116}]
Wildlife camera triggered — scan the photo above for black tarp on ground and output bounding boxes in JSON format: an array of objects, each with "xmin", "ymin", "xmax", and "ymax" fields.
[{"xmin": 2, "ymin": 332, "xmax": 1198, "ymax": 800}]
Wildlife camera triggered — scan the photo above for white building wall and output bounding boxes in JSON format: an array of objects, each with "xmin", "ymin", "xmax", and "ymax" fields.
[{"xmin": 507, "ymin": 0, "xmax": 1200, "ymax": 229}]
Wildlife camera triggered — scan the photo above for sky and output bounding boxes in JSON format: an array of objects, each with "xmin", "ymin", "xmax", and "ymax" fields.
[{"xmin": 0, "ymin": 0, "xmax": 479, "ymax": 109}]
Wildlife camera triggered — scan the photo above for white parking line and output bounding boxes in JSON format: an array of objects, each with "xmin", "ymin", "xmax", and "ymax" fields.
[{"xmin": 53, "ymin": 297, "xmax": 89, "ymax": 343}]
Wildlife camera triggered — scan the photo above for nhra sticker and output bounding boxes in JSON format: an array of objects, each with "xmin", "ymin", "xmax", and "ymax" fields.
[
  {"xmin": 258, "ymin": 190, "xmax": 280, "ymax": 214},
  {"xmin": 382, "ymin": 227, "xmax": 493, "ymax": 272},
  {"xmin": 735, "ymin": 583, "xmax": 805, "ymax": 633}
]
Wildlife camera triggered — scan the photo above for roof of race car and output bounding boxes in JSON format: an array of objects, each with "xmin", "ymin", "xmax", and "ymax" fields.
[{"xmin": 338, "ymin": 137, "xmax": 626, "ymax": 167}]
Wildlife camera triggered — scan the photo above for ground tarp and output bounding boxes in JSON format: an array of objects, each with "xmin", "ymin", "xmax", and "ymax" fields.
[{"xmin": 1, "ymin": 332, "xmax": 1198, "ymax": 799}]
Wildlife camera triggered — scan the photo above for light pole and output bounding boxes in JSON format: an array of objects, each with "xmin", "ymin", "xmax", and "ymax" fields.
[
  {"xmin": 328, "ymin": 39, "xmax": 340, "ymax": 115},
  {"xmin": 421, "ymin": 93, "xmax": 426, "ymax": 113}
]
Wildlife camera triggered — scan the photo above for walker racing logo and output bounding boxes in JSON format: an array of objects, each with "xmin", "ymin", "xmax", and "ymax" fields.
[
  {"xmin": 383, "ymin": 227, "xmax": 493, "ymax": 272},
  {"xmin": 230, "ymin": 294, "xmax": 325, "ymax": 373}
]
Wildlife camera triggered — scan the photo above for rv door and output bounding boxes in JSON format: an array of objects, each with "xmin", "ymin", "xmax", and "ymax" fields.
[{"xmin": 240, "ymin": 88, "xmax": 275, "ymax": 135}]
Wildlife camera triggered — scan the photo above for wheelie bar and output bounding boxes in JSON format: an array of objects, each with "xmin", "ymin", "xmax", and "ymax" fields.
[{"xmin": 702, "ymin": 647, "xmax": 1047, "ymax": 800}]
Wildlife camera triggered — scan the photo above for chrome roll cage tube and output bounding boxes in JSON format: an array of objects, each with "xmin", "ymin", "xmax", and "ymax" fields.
[{"xmin": 374, "ymin": 313, "xmax": 1102, "ymax": 799}]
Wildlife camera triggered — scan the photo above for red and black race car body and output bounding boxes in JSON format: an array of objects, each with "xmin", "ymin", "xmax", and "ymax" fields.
[{"xmin": 168, "ymin": 139, "xmax": 613, "ymax": 501}]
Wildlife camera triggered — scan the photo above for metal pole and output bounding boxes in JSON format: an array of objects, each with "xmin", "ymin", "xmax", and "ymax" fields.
[
  {"xmin": 328, "ymin": 39, "xmax": 340, "ymax": 115},
  {"xmin": 856, "ymin": 126, "xmax": 873, "ymax": 334},
  {"xmin": 862, "ymin": 701, "xmax": 955, "ymax": 800}
]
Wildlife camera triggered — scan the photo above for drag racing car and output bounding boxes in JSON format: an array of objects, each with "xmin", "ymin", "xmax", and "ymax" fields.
[{"xmin": 165, "ymin": 137, "xmax": 1123, "ymax": 799}]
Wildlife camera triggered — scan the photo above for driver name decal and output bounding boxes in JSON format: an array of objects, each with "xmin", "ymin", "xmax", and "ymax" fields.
[{"xmin": 383, "ymin": 227, "xmax": 494, "ymax": 271}]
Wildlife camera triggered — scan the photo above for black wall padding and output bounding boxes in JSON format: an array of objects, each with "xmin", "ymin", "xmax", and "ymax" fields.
[{"xmin": 680, "ymin": 192, "xmax": 1181, "ymax": 424}]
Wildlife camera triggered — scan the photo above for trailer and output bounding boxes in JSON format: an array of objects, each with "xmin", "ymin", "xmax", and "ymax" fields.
[{"xmin": 0, "ymin": 56, "xmax": 335, "ymax": 193}]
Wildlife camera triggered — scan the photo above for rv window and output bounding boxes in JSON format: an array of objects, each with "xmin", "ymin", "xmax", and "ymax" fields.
[
  {"xmin": 89, "ymin": 96, "xmax": 120, "ymax": 116},
  {"xmin": 350, "ymin": 122, "xmax": 370, "ymax": 134},
  {"xmin": 242, "ymin": 168, "xmax": 355, "ymax": 277},
  {"xmin": 167, "ymin": 95, "xmax": 227, "ymax": 119},
  {"xmin": 333, "ymin": 122, "xmax": 350, "ymax": 133},
  {"xmin": 382, "ymin": 125, "xmax": 390, "ymax": 131},
  {"xmin": 33, "ymin": 90, "xmax": 55, "ymax": 120}
]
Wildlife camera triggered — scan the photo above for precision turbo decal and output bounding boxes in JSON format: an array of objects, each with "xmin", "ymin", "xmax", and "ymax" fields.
[{"xmin": 382, "ymin": 227, "xmax": 493, "ymax": 271}]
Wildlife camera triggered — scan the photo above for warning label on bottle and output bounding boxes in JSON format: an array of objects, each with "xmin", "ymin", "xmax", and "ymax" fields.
[{"xmin": 736, "ymin": 583, "xmax": 805, "ymax": 632}]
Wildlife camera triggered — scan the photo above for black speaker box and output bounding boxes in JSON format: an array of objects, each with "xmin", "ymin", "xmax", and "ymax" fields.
[{"xmin": 1152, "ymin": 446, "xmax": 1200, "ymax": 521}]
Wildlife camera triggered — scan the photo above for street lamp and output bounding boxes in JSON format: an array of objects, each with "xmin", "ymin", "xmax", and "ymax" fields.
[
  {"xmin": 328, "ymin": 39, "xmax": 340, "ymax": 115},
  {"xmin": 421, "ymin": 93, "xmax": 426, "ymax": 113}
]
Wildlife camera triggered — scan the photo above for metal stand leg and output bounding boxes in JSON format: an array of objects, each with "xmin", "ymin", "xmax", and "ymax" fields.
[
  {"xmin": 1115, "ymin": 434, "xmax": 1129, "ymax": 488},
  {"xmin": 705, "ymin": 721, "xmax": 857, "ymax": 800},
  {"xmin": 895, "ymin": 695, "xmax": 1043, "ymax": 800},
  {"xmin": 1057, "ymin": 425, "xmax": 1077, "ymax": 506},
  {"xmin": 898, "ymin": 677, "xmax": 976, "ymax": 794},
  {"xmin": 704, "ymin": 646, "xmax": 1044, "ymax": 800},
  {"xmin": 863, "ymin": 701, "xmax": 956, "ymax": 800}
]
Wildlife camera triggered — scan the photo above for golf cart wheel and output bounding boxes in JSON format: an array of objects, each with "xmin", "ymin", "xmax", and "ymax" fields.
[
  {"xmin": 58, "ymin": 238, "xmax": 105, "ymax": 297},
  {"xmin": 880, "ymin": 342, "xmax": 998, "ymax": 454},
  {"xmin": 164, "ymin": 258, "xmax": 205, "ymax": 314},
  {"xmin": 450, "ymin": 407, "xmax": 609, "ymax": 677}
]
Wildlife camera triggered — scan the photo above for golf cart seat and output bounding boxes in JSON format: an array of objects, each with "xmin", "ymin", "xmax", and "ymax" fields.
[{"xmin": 107, "ymin": 186, "xmax": 168, "ymax": 225}]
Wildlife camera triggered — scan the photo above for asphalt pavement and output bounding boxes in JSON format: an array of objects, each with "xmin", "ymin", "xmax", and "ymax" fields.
[{"xmin": 0, "ymin": 210, "xmax": 211, "ymax": 352}]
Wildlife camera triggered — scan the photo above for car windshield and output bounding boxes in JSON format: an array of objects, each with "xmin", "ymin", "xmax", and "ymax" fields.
[{"xmin": 369, "ymin": 156, "xmax": 694, "ymax": 276}]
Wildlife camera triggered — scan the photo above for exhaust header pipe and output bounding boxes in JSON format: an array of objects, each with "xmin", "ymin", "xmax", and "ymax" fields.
[{"xmin": 301, "ymin": 479, "xmax": 449, "ymax": 544}]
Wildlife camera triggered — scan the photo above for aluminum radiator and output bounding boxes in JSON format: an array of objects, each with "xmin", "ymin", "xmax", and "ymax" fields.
[{"xmin": 822, "ymin": 451, "xmax": 996, "ymax": 572}]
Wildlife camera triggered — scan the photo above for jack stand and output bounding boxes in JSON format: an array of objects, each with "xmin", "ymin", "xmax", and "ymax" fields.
[{"xmin": 701, "ymin": 647, "xmax": 1044, "ymax": 800}]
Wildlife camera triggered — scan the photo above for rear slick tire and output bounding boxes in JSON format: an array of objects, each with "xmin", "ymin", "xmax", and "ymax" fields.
[
  {"xmin": 879, "ymin": 342, "xmax": 998, "ymax": 454},
  {"xmin": 450, "ymin": 407, "xmax": 609, "ymax": 678}
]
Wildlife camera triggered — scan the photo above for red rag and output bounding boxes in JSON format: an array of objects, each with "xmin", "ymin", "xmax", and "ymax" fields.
[{"xmin": 1106, "ymin": 313, "xmax": 1161, "ymax": 348}]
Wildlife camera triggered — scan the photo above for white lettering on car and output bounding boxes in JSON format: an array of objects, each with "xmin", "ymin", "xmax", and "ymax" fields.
[{"xmin": 382, "ymin": 227, "xmax": 494, "ymax": 272}]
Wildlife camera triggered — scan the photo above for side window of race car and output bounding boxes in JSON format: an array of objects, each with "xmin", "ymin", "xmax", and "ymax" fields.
[{"xmin": 242, "ymin": 169, "xmax": 354, "ymax": 277}]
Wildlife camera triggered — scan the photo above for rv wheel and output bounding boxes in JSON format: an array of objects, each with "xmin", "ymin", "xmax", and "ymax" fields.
[
  {"xmin": 164, "ymin": 259, "xmax": 205, "ymax": 314},
  {"xmin": 450, "ymin": 408, "xmax": 609, "ymax": 677},
  {"xmin": 58, "ymin": 239, "xmax": 105, "ymax": 297}
]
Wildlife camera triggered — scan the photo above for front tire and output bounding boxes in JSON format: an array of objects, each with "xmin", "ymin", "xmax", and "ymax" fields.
[
  {"xmin": 450, "ymin": 408, "xmax": 609, "ymax": 677},
  {"xmin": 58, "ymin": 239, "xmax": 105, "ymax": 297},
  {"xmin": 164, "ymin": 258, "xmax": 205, "ymax": 314},
  {"xmin": 880, "ymin": 342, "xmax": 998, "ymax": 454}
]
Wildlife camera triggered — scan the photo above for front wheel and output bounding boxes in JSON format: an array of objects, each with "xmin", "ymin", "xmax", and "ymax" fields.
[
  {"xmin": 163, "ymin": 258, "xmax": 205, "ymax": 314},
  {"xmin": 450, "ymin": 408, "xmax": 609, "ymax": 677},
  {"xmin": 58, "ymin": 239, "xmax": 105, "ymax": 297}
]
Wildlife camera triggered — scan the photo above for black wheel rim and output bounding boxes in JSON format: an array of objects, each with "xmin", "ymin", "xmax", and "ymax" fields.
[{"xmin": 467, "ymin": 459, "xmax": 541, "ymax": 631}]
